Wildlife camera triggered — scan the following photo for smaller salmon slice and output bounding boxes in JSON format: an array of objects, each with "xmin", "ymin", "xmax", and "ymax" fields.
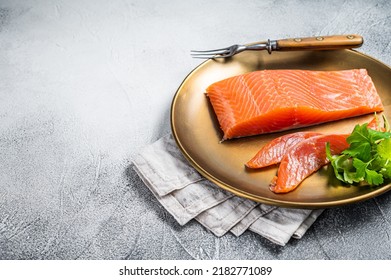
[
  {"xmin": 270, "ymin": 134, "xmax": 349, "ymax": 193},
  {"xmin": 367, "ymin": 115, "xmax": 386, "ymax": 131},
  {"xmin": 246, "ymin": 131, "xmax": 322, "ymax": 169}
]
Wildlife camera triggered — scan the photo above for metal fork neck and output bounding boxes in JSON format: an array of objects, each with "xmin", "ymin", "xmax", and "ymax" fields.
[{"xmin": 246, "ymin": 39, "xmax": 278, "ymax": 54}]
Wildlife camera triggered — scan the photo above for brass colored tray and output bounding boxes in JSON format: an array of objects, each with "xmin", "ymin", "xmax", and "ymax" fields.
[{"xmin": 170, "ymin": 49, "xmax": 391, "ymax": 208}]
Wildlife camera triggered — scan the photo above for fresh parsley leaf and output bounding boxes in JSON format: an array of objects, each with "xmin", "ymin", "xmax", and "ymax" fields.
[
  {"xmin": 352, "ymin": 158, "xmax": 367, "ymax": 181},
  {"xmin": 380, "ymin": 164, "xmax": 391, "ymax": 179},
  {"xmin": 343, "ymin": 141, "xmax": 371, "ymax": 161},
  {"xmin": 377, "ymin": 138, "xmax": 391, "ymax": 160},
  {"xmin": 365, "ymin": 169, "xmax": 384, "ymax": 185},
  {"xmin": 326, "ymin": 118, "xmax": 391, "ymax": 186},
  {"xmin": 346, "ymin": 124, "xmax": 369, "ymax": 144}
]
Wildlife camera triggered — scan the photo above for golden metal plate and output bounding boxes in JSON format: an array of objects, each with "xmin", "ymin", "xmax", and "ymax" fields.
[{"xmin": 170, "ymin": 49, "xmax": 391, "ymax": 208}]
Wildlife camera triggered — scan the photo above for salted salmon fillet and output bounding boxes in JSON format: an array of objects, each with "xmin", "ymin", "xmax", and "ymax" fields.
[
  {"xmin": 245, "ymin": 131, "xmax": 322, "ymax": 169},
  {"xmin": 206, "ymin": 69, "xmax": 383, "ymax": 140},
  {"xmin": 270, "ymin": 134, "xmax": 349, "ymax": 193}
]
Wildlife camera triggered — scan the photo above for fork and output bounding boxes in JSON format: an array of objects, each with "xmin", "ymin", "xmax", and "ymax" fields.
[{"xmin": 191, "ymin": 35, "xmax": 363, "ymax": 59}]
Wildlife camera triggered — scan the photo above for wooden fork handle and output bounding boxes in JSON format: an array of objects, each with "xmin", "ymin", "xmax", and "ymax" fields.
[{"xmin": 276, "ymin": 35, "xmax": 363, "ymax": 51}]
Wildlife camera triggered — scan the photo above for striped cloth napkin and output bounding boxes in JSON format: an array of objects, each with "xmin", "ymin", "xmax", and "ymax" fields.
[{"xmin": 132, "ymin": 134, "xmax": 324, "ymax": 246}]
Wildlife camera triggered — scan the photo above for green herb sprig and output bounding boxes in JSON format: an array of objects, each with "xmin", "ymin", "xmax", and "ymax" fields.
[{"xmin": 326, "ymin": 116, "xmax": 391, "ymax": 186}]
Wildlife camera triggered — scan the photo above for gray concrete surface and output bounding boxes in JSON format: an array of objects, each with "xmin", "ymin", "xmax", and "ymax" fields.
[{"xmin": 0, "ymin": 0, "xmax": 391, "ymax": 259}]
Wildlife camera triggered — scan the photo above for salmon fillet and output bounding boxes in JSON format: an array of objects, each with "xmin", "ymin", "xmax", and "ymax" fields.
[
  {"xmin": 206, "ymin": 69, "xmax": 383, "ymax": 140},
  {"xmin": 245, "ymin": 131, "xmax": 322, "ymax": 169},
  {"xmin": 270, "ymin": 134, "xmax": 349, "ymax": 193}
]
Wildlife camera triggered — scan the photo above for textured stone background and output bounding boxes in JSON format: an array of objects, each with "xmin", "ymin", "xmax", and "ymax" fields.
[{"xmin": 0, "ymin": 0, "xmax": 390, "ymax": 259}]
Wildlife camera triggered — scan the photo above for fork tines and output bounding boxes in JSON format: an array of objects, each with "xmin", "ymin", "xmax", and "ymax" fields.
[{"xmin": 190, "ymin": 47, "xmax": 231, "ymax": 59}]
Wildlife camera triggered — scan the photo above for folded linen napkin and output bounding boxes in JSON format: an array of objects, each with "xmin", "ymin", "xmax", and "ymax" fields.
[{"xmin": 132, "ymin": 134, "xmax": 324, "ymax": 246}]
